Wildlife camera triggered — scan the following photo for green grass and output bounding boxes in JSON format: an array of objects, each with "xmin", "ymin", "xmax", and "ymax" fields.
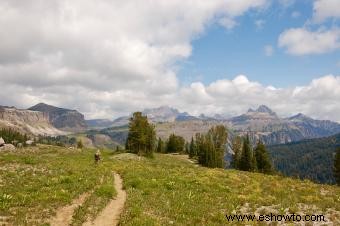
[
  {"xmin": 111, "ymin": 153, "xmax": 340, "ymax": 226},
  {"xmin": 0, "ymin": 146, "xmax": 339, "ymax": 225},
  {"xmin": 0, "ymin": 145, "xmax": 116, "ymax": 225}
]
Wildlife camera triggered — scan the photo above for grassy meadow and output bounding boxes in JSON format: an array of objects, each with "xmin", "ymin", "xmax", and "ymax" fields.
[{"xmin": 0, "ymin": 145, "xmax": 339, "ymax": 225}]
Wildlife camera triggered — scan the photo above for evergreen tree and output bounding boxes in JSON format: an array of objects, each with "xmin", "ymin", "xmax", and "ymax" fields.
[
  {"xmin": 166, "ymin": 134, "xmax": 185, "ymax": 153},
  {"xmin": 254, "ymin": 141, "xmax": 273, "ymax": 174},
  {"xmin": 334, "ymin": 147, "xmax": 340, "ymax": 186},
  {"xmin": 239, "ymin": 135, "xmax": 253, "ymax": 171},
  {"xmin": 195, "ymin": 125, "xmax": 227, "ymax": 168},
  {"xmin": 209, "ymin": 125, "xmax": 228, "ymax": 168},
  {"xmin": 251, "ymin": 151, "xmax": 257, "ymax": 172},
  {"xmin": 189, "ymin": 137, "xmax": 196, "ymax": 158},
  {"xmin": 231, "ymin": 136, "xmax": 242, "ymax": 169},
  {"xmin": 126, "ymin": 112, "xmax": 156, "ymax": 157},
  {"xmin": 185, "ymin": 142, "xmax": 190, "ymax": 155},
  {"xmin": 156, "ymin": 137, "xmax": 164, "ymax": 153}
]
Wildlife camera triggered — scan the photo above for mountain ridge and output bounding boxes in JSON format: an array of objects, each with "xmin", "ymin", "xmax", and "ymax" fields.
[
  {"xmin": 29, "ymin": 103, "xmax": 87, "ymax": 132},
  {"xmin": 0, "ymin": 105, "xmax": 65, "ymax": 135},
  {"xmin": 105, "ymin": 105, "xmax": 340, "ymax": 145},
  {"xmin": 268, "ymin": 132, "xmax": 340, "ymax": 184}
]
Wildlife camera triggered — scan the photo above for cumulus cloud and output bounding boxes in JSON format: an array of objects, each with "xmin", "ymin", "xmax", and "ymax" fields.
[
  {"xmin": 313, "ymin": 0, "xmax": 340, "ymax": 23},
  {"xmin": 1, "ymin": 0, "xmax": 340, "ymax": 123},
  {"xmin": 278, "ymin": 0, "xmax": 340, "ymax": 56},
  {"xmin": 175, "ymin": 75, "xmax": 340, "ymax": 122},
  {"xmin": 0, "ymin": 0, "xmax": 268, "ymax": 118},
  {"xmin": 278, "ymin": 28, "xmax": 340, "ymax": 55}
]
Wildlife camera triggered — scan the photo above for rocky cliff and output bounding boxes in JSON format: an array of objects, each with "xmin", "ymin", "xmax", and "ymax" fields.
[
  {"xmin": 28, "ymin": 103, "xmax": 87, "ymax": 132},
  {"xmin": 0, "ymin": 106, "xmax": 64, "ymax": 135}
]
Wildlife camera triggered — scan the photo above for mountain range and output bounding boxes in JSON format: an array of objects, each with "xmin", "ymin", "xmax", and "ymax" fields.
[
  {"xmin": 90, "ymin": 105, "xmax": 340, "ymax": 146},
  {"xmin": 1, "ymin": 103, "xmax": 340, "ymax": 147}
]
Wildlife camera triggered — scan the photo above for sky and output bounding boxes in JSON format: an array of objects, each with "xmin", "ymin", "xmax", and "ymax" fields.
[{"xmin": 0, "ymin": 0, "xmax": 340, "ymax": 121}]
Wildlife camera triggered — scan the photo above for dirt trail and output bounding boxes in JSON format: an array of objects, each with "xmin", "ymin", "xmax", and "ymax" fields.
[
  {"xmin": 83, "ymin": 173, "xmax": 126, "ymax": 226},
  {"xmin": 48, "ymin": 192, "xmax": 90, "ymax": 226}
]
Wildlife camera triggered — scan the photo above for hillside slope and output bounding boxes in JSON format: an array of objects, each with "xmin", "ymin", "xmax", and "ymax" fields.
[
  {"xmin": 0, "ymin": 147, "xmax": 339, "ymax": 225},
  {"xmin": 268, "ymin": 133, "xmax": 340, "ymax": 184}
]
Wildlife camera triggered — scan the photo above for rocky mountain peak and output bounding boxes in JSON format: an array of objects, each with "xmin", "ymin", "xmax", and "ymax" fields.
[
  {"xmin": 288, "ymin": 113, "xmax": 312, "ymax": 121},
  {"xmin": 256, "ymin": 105, "xmax": 274, "ymax": 114},
  {"xmin": 28, "ymin": 103, "xmax": 86, "ymax": 132}
]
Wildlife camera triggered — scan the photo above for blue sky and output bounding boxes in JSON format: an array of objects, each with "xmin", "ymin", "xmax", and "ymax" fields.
[{"xmin": 178, "ymin": 0, "xmax": 340, "ymax": 87}]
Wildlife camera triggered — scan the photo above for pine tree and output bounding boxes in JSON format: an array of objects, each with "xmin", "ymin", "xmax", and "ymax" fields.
[
  {"xmin": 156, "ymin": 137, "xmax": 164, "ymax": 153},
  {"xmin": 239, "ymin": 135, "xmax": 253, "ymax": 171},
  {"xmin": 126, "ymin": 112, "xmax": 156, "ymax": 157},
  {"xmin": 210, "ymin": 125, "xmax": 227, "ymax": 168},
  {"xmin": 166, "ymin": 134, "xmax": 185, "ymax": 153},
  {"xmin": 254, "ymin": 141, "xmax": 273, "ymax": 174},
  {"xmin": 189, "ymin": 137, "xmax": 196, "ymax": 158},
  {"xmin": 195, "ymin": 125, "xmax": 227, "ymax": 168},
  {"xmin": 185, "ymin": 142, "xmax": 190, "ymax": 155},
  {"xmin": 231, "ymin": 136, "xmax": 242, "ymax": 169},
  {"xmin": 334, "ymin": 147, "xmax": 340, "ymax": 186}
]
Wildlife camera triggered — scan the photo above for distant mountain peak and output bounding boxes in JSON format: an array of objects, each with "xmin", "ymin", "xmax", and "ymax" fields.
[
  {"xmin": 143, "ymin": 106, "xmax": 179, "ymax": 114},
  {"xmin": 29, "ymin": 103, "xmax": 64, "ymax": 112},
  {"xmin": 288, "ymin": 113, "xmax": 312, "ymax": 121},
  {"xmin": 256, "ymin": 105, "xmax": 274, "ymax": 113},
  {"xmin": 28, "ymin": 103, "xmax": 86, "ymax": 131}
]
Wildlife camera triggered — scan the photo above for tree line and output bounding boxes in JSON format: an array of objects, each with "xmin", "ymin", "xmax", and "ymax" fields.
[
  {"xmin": 187, "ymin": 125, "xmax": 228, "ymax": 168},
  {"xmin": 125, "ymin": 111, "xmax": 273, "ymax": 175},
  {"xmin": 0, "ymin": 128, "xmax": 29, "ymax": 146}
]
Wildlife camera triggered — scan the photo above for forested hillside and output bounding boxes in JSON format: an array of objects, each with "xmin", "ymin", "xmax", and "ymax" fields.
[{"xmin": 268, "ymin": 133, "xmax": 340, "ymax": 184}]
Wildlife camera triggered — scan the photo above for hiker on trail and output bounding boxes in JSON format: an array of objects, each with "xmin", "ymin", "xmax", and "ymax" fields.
[{"xmin": 94, "ymin": 149, "xmax": 101, "ymax": 164}]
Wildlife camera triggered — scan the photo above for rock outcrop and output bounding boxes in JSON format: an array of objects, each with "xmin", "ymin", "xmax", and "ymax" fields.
[
  {"xmin": 0, "ymin": 106, "xmax": 64, "ymax": 135},
  {"xmin": 29, "ymin": 103, "xmax": 87, "ymax": 132}
]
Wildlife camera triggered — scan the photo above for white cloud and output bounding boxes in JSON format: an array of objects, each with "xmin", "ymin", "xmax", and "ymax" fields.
[
  {"xmin": 219, "ymin": 17, "xmax": 238, "ymax": 30},
  {"xmin": 1, "ymin": 0, "xmax": 340, "ymax": 123},
  {"xmin": 0, "ymin": 0, "xmax": 268, "ymax": 119},
  {"xmin": 313, "ymin": 0, "xmax": 340, "ymax": 23},
  {"xmin": 264, "ymin": 45, "xmax": 274, "ymax": 56},
  {"xmin": 278, "ymin": 28, "xmax": 340, "ymax": 55},
  {"xmin": 176, "ymin": 74, "xmax": 340, "ymax": 122}
]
